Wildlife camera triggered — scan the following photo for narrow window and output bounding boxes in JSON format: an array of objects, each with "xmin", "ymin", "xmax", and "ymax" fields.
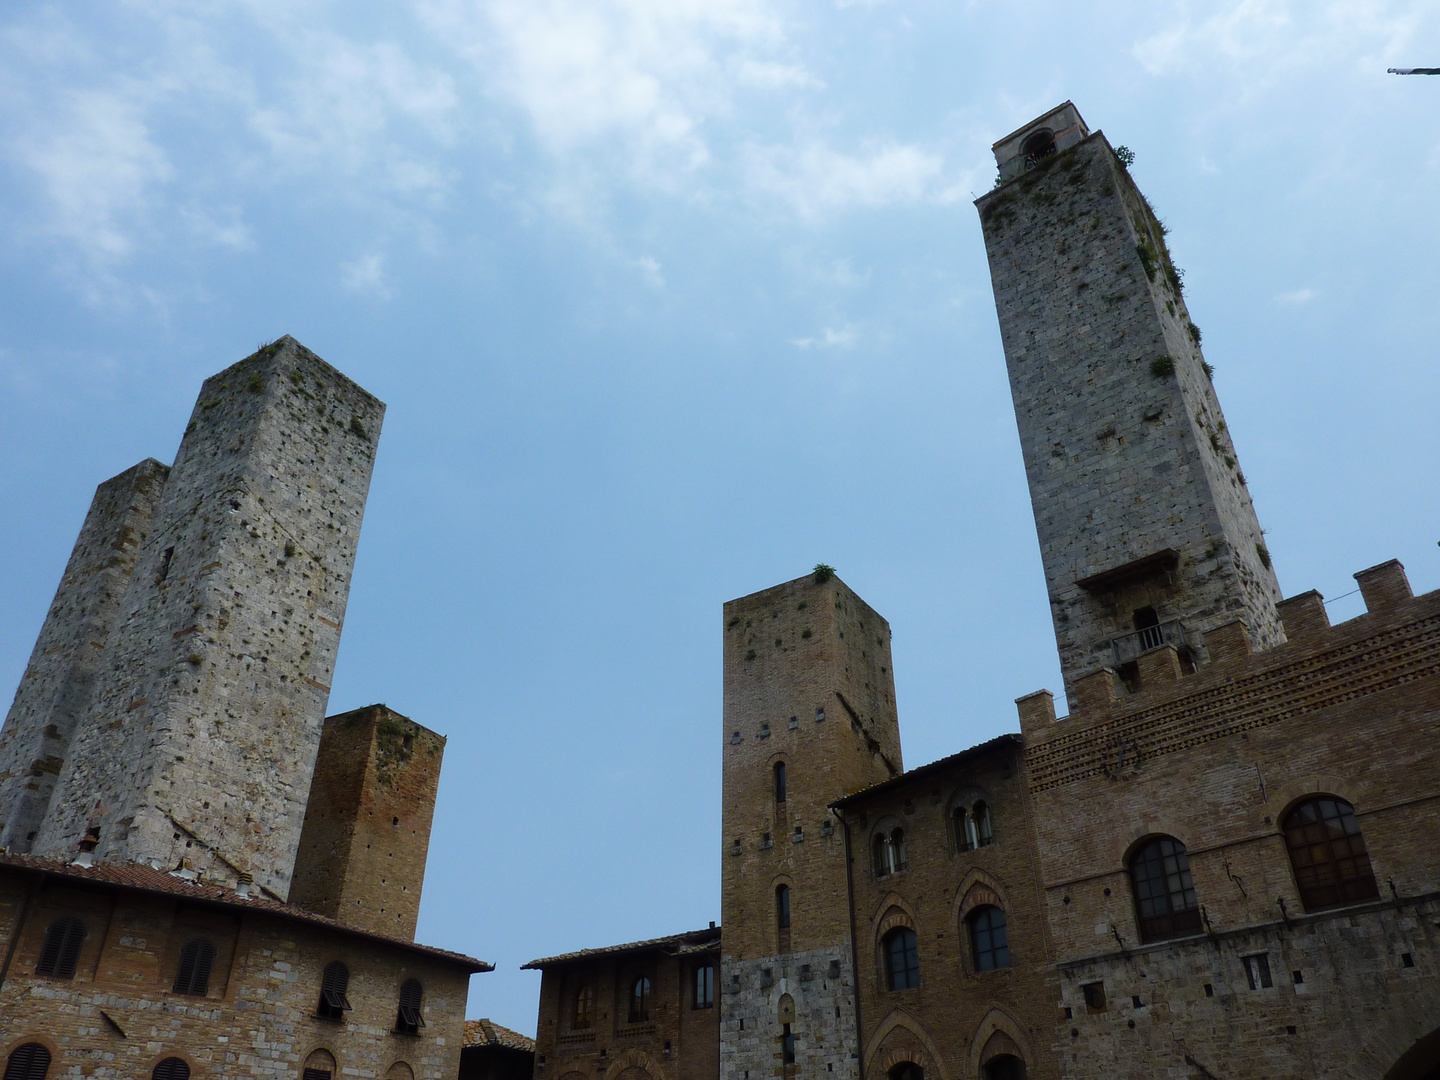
[
  {"xmin": 152, "ymin": 1059, "xmax": 191, "ymax": 1080},
  {"xmin": 3, "ymin": 1044, "xmax": 51, "ymax": 1080},
  {"xmin": 1082, "ymin": 981, "xmax": 1106, "ymax": 1012},
  {"xmin": 1133, "ymin": 606, "xmax": 1162, "ymax": 651},
  {"xmin": 1129, "ymin": 837, "xmax": 1202, "ymax": 942},
  {"xmin": 158, "ymin": 546, "xmax": 175, "ymax": 584},
  {"xmin": 172, "ymin": 937, "xmax": 216, "ymax": 996},
  {"xmin": 883, "ymin": 927, "xmax": 920, "ymax": 990},
  {"xmin": 890, "ymin": 828, "xmax": 907, "ymax": 870},
  {"xmin": 316, "ymin": 961, "xmax": 352, "ymax": 1020},
  {"xmin": 629, "ymin": 976, "xmax": 651, "ymax": 1023},
  {"xmin": 695, "ymin": 964, "xmax": 715, "ymax": 1009},
  {"xmin": 1243, "ymin": 954, "xmax": 1273, "ymax": 990},
  {"xmin": 302, "ymin": 1049, "xmax": 337, "ymax": 1080},
  {"xmin": 396, "ymin": 978, "xmax": 425, "ymax": 1034},
  {"xmin": 774, "ymin": 761, "xmax": 787, "ymax": 804},
  {"xmin": 572, "ymin": 983, "xmax": 595, "ymax": 1028},
  {"xmin": 35, "ymin": 915, "xmax": 85, "ymax": 978},
  {"xmin": 969, "ymin": 906, "xmax": 1010, "ymax": 971},
  {"xmin": 1282, "ymin": 796, "xmax": 1379, "ymax": 911},
  {"xmin": 776, "ymin": 885, "xmax": 791, "ymax": 929},
  {"xmin": 782, "ymin": 1024, "xmax": 795, "ymax": 1065},
  {"xmin": 973, "ymin": 803, "xmax": 993, "ymax": 847}
]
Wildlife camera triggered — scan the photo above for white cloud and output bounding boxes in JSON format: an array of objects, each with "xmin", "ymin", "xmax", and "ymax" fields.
[
  {"xmin": 1276, "ymin": 287, "xmax": 1316, "ymax": 305},
  {"xmin": 791, "ymin": 325, "xmax": 858, "ymax": 349},
  {"xmin": 745, "ymin": 140, "xmax": 944, "ymax": 218},
  {"xmin": 637, "ymin": 255, "xmax": 665, "ymax": 289},
  {"xmin": 341, "ymin": 253, "xmax": 392, "ymax": 299}
]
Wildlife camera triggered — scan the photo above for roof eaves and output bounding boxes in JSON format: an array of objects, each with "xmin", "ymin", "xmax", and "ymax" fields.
[{"xmin": 829, "ymin": 733, "xmax": 1022, "ymax": 809}]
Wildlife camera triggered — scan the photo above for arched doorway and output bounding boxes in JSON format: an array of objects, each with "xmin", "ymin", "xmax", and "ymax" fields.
[
  {"xmin": 983, "ymin": 1057, "xmax": 1024, "ymax": 1080},
  {"xmin": 1384, "ymin": 1027, "xmax": 1440, "ymax": 1080},
  {"xmin": 887, "ymin": 1062, "xmax": 923, "ymax": 1080}
]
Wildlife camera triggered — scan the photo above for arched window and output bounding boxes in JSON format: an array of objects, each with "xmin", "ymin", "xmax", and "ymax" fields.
[
  {"xmin": 873, "ymin": 828, "xmax": 906, "ymax": 876},
  {"xmin": 317, "ymin": 961, "xmax": 352, "ymax": 1020},
  {"xmin": 1021, "ymin": 128, "xmax": 1056, "ymax": 166},
  {"xmin": 776, "ymin": 885, "xmax": 791, "ymax": 929},
  {"xmin": 694, "ymin": 963, "xmax": 715, "ymax": 1009},
  {"xmin": 1283, "ymin": 796, "xmax": 1380, "ymax": 911},
  {"xmin": 386, "ymin": 1065, "xmax": 415, "ymax": 1080},
  {"xmin": 984, "ymin": 1057, "xmax": 1025, "ymax": 1080},
  {"xmin": 172, "ymin": 936, "xmax": 215, "ymax": 996},
  {"xmin": 1130, "ymin": 837, "xmax": 1202, "ymax": 942},
  {"xmin": 774, "ymin": 761, "xmax": 787, "ymax": 803},
  {"xmin": 3, "ymin": 1043, "xmax": 51, "ymax": 1080},
  {"xmin": 882, "ymin": 927, "xmax": 919, "ymax": 990},
  {"xmin": 888, "ymin": 1061, "xmax": 923, "ymax": 1080},
  {"xmin": 955, "ymin": 802, "xmax": 993, "ymax": 852},
  {"xmin": 629, "ymin": 976, "xmax": 651, "ymax": 1023},
  {"xmin": 572, "ymin": 983, "xmax": 595, "ymax": 1028},
  {"xmin": 151, "ymin": 1058, "xmax": 190, "ymax": 1080},
  {"xmin": 35, "ymin": 915, "xmax": 85, "ymax": 978},
  {"xmin": 395, "ymin": 978, "xmax": 425, "ymax": 1035},
  {"xmin": 968, "ymin": 906, "xmax": 1010, "ymax": 971},
  {"xmin": 302, "ymin": 1049, "xmax": 336, "ymax": 1080}
]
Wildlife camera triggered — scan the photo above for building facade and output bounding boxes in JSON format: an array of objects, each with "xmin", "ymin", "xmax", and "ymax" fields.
[{"xmin": 0, "ymin": 339, "xmax": 488, "ymax": 1080}]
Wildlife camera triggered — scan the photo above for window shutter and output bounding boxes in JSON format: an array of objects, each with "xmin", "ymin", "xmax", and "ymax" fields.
[
  {"xmin": 3, "ymin": 1043, "xmax": 51, "ymax": 1080},
  {"xmin": 151, "ymin": 1058, "xmax": 191, "ymax": 1080}
]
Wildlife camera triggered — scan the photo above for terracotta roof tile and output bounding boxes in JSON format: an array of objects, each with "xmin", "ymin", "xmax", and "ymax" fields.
[
  {"xmin": 523, "ymin": 926, "xmax": 721, "ymax": 969},
  {"xmin": 464, "ymin": 1019, "xmax": 537, "ymax": 1051},
  {"xmin": 828, "ymin": 733, "xmax": 1022, "ymax": 808},
  {"xmin": 0, "ymin": 853, "xmax": 491, "ymax": 972}
]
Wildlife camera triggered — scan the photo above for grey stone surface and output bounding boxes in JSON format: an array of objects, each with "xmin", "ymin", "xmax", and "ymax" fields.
[
  {"xmin": 0, "ymin": 459, "xmax": 169, "ymax": 851},
  {"xmin": 32, "ymin": 338, "xmax": 384, "ymax": 898},
  {"xmin": 720, "ymin": 947, "xmax": 858, "ymax": 1080},
  {"xmin": 977, "ymin": 132, "xmax": 1285, "ymax": 706}
]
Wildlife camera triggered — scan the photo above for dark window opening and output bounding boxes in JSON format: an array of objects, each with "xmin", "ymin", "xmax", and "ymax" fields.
[
  {"xmin": 873, "ymin": 828, "xmax": 906, "ymax": 876},
  {"xmin": 396, "ymin": 977, "xmax": 425, "ymax": 1034},
  {"xmin": 1021, "ymin": 129, "xmax": 1056, "ymax": 167},
  {"xmin": 969, "ymin": 906, "xmax": 1010, "ymax": 971},
  {"xmin": 317, "ymin": 961, "xmax": 352, "ymax": 1020},
  {"xmin": 888, "ymin": 1062, "xmax": 923, "ymax": 1080},
  {"xmin": 629, "ymin": 976, "xmax": 652, "ymax": 1023},
  {"xmin": 1243, "ymin": 953, "xmax": 1272, "ymax": 990},
  {"xmin": 883, "ymin": 927, "xmax": 920, "ymax": 990},
  {"xmin": 774, "ymin": 761, "xmax": 787, "ymax": 803},
  {"xmin": 776, "ymin": 885, "xmax": 791, "ymax": 929},
  {"xmin": 1115, "ymin": 661, "xmax": 1141, "ymax": 694},
  {"xmin": 695, "ymin": 964, "xmax": 715, "ymax": 1008},
  {"xmin": 1082, "ymin": 981, "xmax": 1106, "ymax": 1012},
  {"xmin": 1132, "ymin": 606, "xmax": 1162, "ymax": 651},
  {"xmin": 36, "ymin": 915, "xmax": 85, "ymax": 978},
  {"xmin": 1130, "ymin": 837, "xmax": 1202, "ymax": 942},
  {"xmin": 172, "ymin": 936, "xmax": 215, "ymax": 996},
  {"xmin": 782, "ymin": 1024, "xmax": 795, "ymax": 1065},
  {"xmin": 984, "ymin": 1056, "xmax": 1026, "ymax": 1080},
  {"xmin": 1282, "ymin": 796, "xmax": 1380, "ymax": 911},
  {"xmin": 158, "ymin": 546, "xmax": 175, "ymax": 584},
  {"xmin": 3, "ymin": 1043, "xmax": 51, "ymax": 1080},
  {"xmin": 152, "ymin": 1059, "xmax": 190, "ymax": 1080},
  {"xmin": 955, "ymin": 802, "xmax": 994, "ymax": 851},
  {"xmin": 572, "ymin": 984, "xmax": 594, "ymax": 1028}
]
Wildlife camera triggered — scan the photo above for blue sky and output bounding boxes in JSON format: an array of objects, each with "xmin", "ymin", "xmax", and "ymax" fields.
[{"xmin": 1, "ymin": 0, "xmax": 1438, "ymax": 1035}]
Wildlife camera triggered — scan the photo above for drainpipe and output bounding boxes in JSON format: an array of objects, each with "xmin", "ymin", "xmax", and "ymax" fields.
[{"xmin": 836, "ymin": 809, "xmax": 864, "ymax": 1080}]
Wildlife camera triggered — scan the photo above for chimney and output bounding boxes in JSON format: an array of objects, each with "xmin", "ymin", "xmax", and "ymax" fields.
[
  {"xmin": 235, "ymin": 871, "xmax": 253, "ymax": 900},
  {"xmin": 72, "ymin": 829, "xmax": 100, "ymax": 868}
]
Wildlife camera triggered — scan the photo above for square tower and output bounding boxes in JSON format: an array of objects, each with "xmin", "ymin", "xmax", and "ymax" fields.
[
  {"xmin": 975, "ymin": 104, "xmax": 1284, "ymax": 703},
  {"xmin": 33, "ymin": 338, "xmax": 384, "ymax": 898},
  {"xmin": 720, "ymin": 570, "xmax": 900, "ymax": 1080}
]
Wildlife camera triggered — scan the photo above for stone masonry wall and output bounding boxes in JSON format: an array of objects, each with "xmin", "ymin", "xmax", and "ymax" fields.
[
  {"xmin": 720, "ymin": 947, "xmax": 857, "ymax": 1080},
  {"xmin": 0, "ymin": 459, "xmax": 169, "ymax": 852},
  {"xmin": 976, "ymin": 133, "xmax": 1284, "ymax": 704},
  {"xmin": 0, "ymin": 868, "xmax": 469, "ymax": 1080},
  {"xmin": 35, "ymin": 338, "xmax": 384, "ymax": 899},
  {"xmin": 290, "ymin": 705, "xmax": 446, "ymax": 941}
]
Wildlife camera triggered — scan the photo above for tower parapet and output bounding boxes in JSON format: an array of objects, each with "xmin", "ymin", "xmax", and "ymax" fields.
[{"xmin": 976, "ymin": 106, "xmax": 1284, "ymax": 705}]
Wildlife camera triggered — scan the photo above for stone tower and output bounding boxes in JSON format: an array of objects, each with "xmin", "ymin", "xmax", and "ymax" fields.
[
  {"xmin": 0, "ymin": 459, "xmax": 170, "ymax": 852},
  {"xmin": 975, "ymin": 102, "xmax": 1284, "ymax": 704},
  {"xmin": 289, "ymin": 704, "xmax": 445, "ymax": 940},
  {"xmin": 720, "ymin": 571, "xmax": 901, "ymax": 1080},
  {"xmin": 31, "ymin": 337, "xmax": 384, "ymax": 899}
]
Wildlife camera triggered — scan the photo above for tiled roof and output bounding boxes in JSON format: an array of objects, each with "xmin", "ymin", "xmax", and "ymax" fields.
[
  {"xmin": 0, "ymin": 852, "xmax": 491, "ymax": 972},
  {"xmin": 523, "ymin": 925, "xmax": 721, "ymax": 969},
  {"xmin": 828, "ymin": 733, "xmax": 1022, "ymax": 808},
  {"xmin": 464, "ymin": 1019, "xmax": 537, "ymax": 1052}
]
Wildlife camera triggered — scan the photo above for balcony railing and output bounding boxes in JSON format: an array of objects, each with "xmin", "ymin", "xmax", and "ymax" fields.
[{"xmin": 1111, "ymin": 620, "xmax": 1188, "ymax": 666}]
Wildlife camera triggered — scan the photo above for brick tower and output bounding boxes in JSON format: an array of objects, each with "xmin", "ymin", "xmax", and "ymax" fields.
[
  {"xmin": 975, "ymin": 102, "xmax": 1284, "ymax": 705},
  {"xmin": 0, "ymin": 459, "xmax": 170, "ymax": 852},
  {"xmin": 720, "ymin": 571, "xmax": 901, "ymax": 1080},
  {"xmin": 31, "ymin": 337, "xmax": 384, "ymax": 899},
  {"xmin": 289, "ymin": 704, "xmax": 445, "ymax": 940}
]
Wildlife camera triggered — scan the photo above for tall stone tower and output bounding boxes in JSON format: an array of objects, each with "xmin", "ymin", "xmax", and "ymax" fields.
[
  {"xmin": 975, "ymin": 102, "xmax": 1284, "ymax": 704},
  {"xmin": 289, "ymin": 704, "xmax": 445, "ymax": 940},
  {"xmin": 31, "ymin": 337, "xmax": 384, "ymax": 899},
  {"xmin": 0, "ymin": 459, "xmax": 170, "ymax": 852},
  {"xmin": 720, "ymin": 571, "xmax": 900, "ymax": 1080}
]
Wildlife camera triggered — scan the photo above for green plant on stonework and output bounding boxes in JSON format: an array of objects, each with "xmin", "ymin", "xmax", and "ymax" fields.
[
  {"xmin": 349, "ymin": 416, "xmax": 368, "ymax": 440},
  {"xmin": 1256, "ymin": 544, "xmax": 1272, "ymax": 570},
  {"xmin": 1188, "ymin": 323, "xmax": 1202, "ymax": 346},
  {"xmin": 801, "ymin": 628, "xmax": 812, "ymax": 639},
  {"xmin": 813, "ymin": 563, "xmax": 836, "ymax": 584},
  {"xmin": 1150, "ymin": 356, "xmax": 1176, "ymax": 378},
  {"xmin": 727, "ymin": 616, "xmax": 740, "ymax": 629},
  {"xmin": 1202, "ymin": 361, "xmax": 1216, "ymax": 380},
  {"xmin": 375, "ymin": 713, "xmax": 417, "ymax": 787},
  {"xmin": 745, "ymin": 649, "xmax": 757, "ymax": 662},
  {"xmin": 248, "ymin": 372, "xmax": 264, "ymax": 393},
  {"xmin": 1166, "ymin": 265, "xmax": 1185, "ymax": 295},
  {"xmin": 1115, "ymin": 145, "xmax": 1135, "ymax": 168},
  {"xmin": 187, "ymin": 654, "xmax": 203, "ymax": 666},
  {"xmin": 1135, "ymin": 239, "xmax": 1158, "ymax": 281}
]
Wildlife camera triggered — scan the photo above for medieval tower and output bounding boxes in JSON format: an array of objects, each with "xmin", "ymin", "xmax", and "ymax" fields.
[
  {"xmin": 977, "ymin": 103, "xmax": 1284, "ymax": 705},
  {"xmin": 0, "ymin": 337, "xmax": 384, "ymax": 900},
  {"xmin": 719, "ymin": 572, "xmax": 901, "ymax": 1080}
]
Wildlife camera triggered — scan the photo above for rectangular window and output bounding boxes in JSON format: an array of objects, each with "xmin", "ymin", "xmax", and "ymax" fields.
[
  {"xmin": 1081, "ymin": 981, "xmax": 1106, "ymax": 1013},
  {"xmin": 782, "ymin": 1024, "xmax": 795, "ymax": 1065},
  {"xmin": 1243, "ymin": 953, "xmax": 1273, "ymax": 990},
  {"xmin": 695, "ymin": 964, "xmax": 715, "ymax": 1009}
]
